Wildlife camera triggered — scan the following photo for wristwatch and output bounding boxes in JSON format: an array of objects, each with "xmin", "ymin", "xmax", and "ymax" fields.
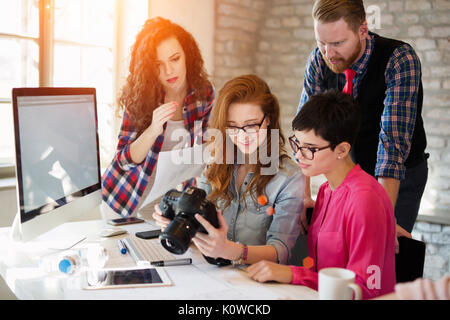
[{"xmin": 232, "ymin": 244, "xmax": 248, "ymax": 266}]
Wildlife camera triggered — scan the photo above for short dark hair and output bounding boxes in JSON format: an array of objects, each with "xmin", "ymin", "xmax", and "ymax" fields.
[{"xmin": 292, "ymin": 90, "xmax": 361, "ymax": 150}]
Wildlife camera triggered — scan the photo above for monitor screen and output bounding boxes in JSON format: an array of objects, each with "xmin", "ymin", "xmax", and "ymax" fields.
[{"xmin": 11, "ymin": 88, "xmax": 101, "ymax": 242}]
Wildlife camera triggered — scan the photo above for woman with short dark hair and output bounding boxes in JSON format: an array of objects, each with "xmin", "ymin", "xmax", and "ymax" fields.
[{"xmin": 248, "ymin": 90, "xmax": 396, "ymax": 300}]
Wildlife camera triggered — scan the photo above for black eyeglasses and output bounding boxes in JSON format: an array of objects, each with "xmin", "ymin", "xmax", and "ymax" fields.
[
  {"xmin": 226, "ymin": 115, "xmax": 266, "ymax": 136},
  {"xmin": 288, "ymin": 135, "xmax": 331, "ymax": 160}
]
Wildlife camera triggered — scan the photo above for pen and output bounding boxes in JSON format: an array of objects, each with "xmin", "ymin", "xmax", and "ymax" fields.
[
  {"xmin": 151, "ymin": 258, "xmax": 192, "ymax": 267},
  {"xmin": 117, "ymin": 239, "xmax": 127, "ymax": 255}
]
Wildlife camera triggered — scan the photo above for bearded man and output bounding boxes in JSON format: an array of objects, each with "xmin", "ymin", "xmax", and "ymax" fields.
[{"xmin": 298, "ymin": 0, "xmax": 428, "ymax": 252}]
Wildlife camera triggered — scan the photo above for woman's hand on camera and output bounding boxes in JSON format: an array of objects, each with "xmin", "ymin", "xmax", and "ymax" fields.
[
  {"xmin": 152, "ymin": 204, "xmax": 171, "ymax": 231},
  {"xmin": 192, "ymin": 210, "xmax": 232, "ymax": 259},
  {"xmin": 148, "ymin": 101, "xmax": 178, "ymax": 137}
]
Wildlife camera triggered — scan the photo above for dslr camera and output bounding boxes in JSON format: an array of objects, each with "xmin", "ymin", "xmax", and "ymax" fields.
[{"xmin": 159, "ymin": 187, "xmax": 231, "ymax": 266}]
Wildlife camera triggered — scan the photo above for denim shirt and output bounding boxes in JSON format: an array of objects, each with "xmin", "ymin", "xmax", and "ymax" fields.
[{"xmin": 198, "ymin": 157, "xmax": 305, "ymax": 264}]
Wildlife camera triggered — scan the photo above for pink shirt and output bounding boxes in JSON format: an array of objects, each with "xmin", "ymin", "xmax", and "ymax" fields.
[{"xmin": 290, "ymin": 165, "xmax": 396, "ymax": 299}]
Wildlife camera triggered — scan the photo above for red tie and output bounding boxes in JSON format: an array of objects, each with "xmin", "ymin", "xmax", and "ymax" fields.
[{"xmin": 343, "ymin": 69, "xmax": 356, "ymax": 96}]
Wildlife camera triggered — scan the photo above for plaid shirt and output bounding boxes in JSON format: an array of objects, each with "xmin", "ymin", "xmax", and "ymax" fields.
[
  {"xmin": 102, "ymin": 83, "xmax": 215, "ymax": 216},
  {"xmin": 298, "ymin": 32, "xmax": 422, "ymax": 180}
]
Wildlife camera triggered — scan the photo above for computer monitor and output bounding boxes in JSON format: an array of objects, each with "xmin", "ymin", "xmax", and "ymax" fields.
[{"xmin": 10, "ymin": 87, "xmax": 102, "ymax": 246}]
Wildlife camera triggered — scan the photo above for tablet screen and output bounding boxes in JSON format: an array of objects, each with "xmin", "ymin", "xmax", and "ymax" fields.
[
  {"xmin": 111, "ymin": 268, "xmax": 162, "ymax": 285},
  {"xmin": 83, "ymin": 267, "xmax": 171, "ymax": 289}
]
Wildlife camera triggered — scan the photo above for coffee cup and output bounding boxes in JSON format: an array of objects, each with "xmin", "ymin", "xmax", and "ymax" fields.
[{"xmin": 318, "ymin": 267, "xmax": 362, "ymax": 300}]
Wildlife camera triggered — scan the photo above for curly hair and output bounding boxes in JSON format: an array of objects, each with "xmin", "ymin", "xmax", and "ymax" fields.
[
  {"xmin": 118, "ymin": 17, "xmax": 210, "ymax": 135},
  {"xmin": 205, "ymin": 74, "xmax": 289, "ymax": 210}
]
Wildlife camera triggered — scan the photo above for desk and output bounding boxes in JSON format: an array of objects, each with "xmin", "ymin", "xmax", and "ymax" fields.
[{"xmin": 0, "ymin": 220, "xmax": 317, "ymax": 300}]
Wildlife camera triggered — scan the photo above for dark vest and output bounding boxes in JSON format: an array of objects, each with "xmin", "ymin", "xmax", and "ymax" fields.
[{"xmin": 323, "ymin": 33, "xmax": 427, "ymax": 177}]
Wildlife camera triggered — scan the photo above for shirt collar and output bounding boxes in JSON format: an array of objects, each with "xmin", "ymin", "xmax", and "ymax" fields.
[
  {"xmin": 324, "ymin": 164, "xmax": 363, "ymax": 195},
  {"xmin": 350, "ymin": 32, "xmax": 374, "ymax": 74}
]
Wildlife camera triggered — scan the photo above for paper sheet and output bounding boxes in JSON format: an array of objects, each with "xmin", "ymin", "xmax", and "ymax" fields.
[{"xmin": 140, "ymin": 143, "xmax": 209, "ymax": 207}]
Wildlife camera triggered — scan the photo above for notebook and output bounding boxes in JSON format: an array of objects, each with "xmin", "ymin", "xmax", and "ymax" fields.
[{"xmin": 395, "ymin": 236, "xmax": 426, "ymax": 283}]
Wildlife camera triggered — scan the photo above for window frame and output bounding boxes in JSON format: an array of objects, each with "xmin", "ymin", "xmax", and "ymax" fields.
[{"xmin": 0, "ymin": 0, "xmax": 142, "ymax": 178}]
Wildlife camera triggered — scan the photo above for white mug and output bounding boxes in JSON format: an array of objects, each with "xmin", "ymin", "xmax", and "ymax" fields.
[{"xmin": 318, "ymin": 267, "xmax": 362, "ymax": 300}]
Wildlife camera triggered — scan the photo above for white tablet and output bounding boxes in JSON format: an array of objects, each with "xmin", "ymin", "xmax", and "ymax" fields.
[{"xmin": 82, "ymin": 267, "xmax": 172, "ymax": 290}]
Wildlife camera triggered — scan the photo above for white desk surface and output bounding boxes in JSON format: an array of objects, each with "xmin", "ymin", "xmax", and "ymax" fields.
[{"xmin": 0, "ymin": 219, "xmax": 317, "ymax": 300}]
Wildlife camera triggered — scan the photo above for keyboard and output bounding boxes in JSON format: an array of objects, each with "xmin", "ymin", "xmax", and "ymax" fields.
[{"xmin": 123, "ymin": 237, "xmax": 175, "ymax": 266}]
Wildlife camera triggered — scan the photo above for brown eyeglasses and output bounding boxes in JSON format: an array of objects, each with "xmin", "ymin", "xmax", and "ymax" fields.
[{"xmin": 288, "ymin": 135, "xmax": 331, "ymax": 160}]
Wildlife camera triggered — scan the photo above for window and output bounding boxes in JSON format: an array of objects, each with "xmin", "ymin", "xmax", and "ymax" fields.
[
  {"xmin": 0, "ymin": 0, "xmax": 39, "ymax": 165},
  {"xmin": 0, "ymin": 0, "xmax": 149, "ymax": 176},
  {"xmin": 52, "ymin": 0, "xmax": 115, "ymax": 170}
]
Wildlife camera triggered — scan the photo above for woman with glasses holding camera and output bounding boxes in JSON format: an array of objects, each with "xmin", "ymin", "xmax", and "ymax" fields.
[
  {"xmin": 246, "ymin": 90, "xmax": 396, "ymax": 300},
  {"xmin": 153, "ymin": 74, "xmax": 305, "ymax": 266}
]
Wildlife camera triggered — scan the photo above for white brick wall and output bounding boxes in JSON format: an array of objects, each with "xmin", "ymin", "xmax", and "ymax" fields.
[
  {"xmin": 213, "ymin": 0, "xmax": 268, "ymax": 90},
  {"xmin": 413, "ymin": 221, "xmax": 450, "ymax": 280}
]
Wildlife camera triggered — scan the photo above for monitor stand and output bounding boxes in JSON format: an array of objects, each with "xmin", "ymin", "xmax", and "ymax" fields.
[{"xmin": 10, "ymin": 213, "xmax": 87, "ymax": 250}]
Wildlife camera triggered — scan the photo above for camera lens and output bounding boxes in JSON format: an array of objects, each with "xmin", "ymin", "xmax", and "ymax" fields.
[{"xmin": 159, "ymin": 214, "xmax": 198, "ymax": 254}]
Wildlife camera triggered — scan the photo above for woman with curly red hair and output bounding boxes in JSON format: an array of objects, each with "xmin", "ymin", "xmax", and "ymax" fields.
[{"xmin": 102, "ymin": 17, "xmax": 215, "ymax": 217}]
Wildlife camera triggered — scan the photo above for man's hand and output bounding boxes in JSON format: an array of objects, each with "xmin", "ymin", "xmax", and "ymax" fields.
[{"xmin": 395, "ymin": 224, "xmax": 412, "ymax": 254}]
